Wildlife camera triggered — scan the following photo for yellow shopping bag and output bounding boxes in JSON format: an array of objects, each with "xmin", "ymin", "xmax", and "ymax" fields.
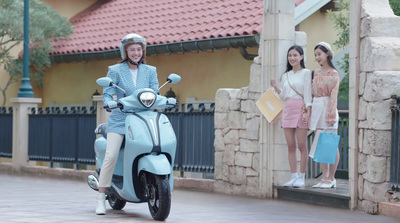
[{"xmin": 256, "ymin": 88, "xmax": 283, "ymax": 123}]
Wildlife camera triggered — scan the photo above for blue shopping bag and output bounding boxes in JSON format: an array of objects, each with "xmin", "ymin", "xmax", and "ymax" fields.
[{"xmin": 313, "ymin": 132, "xmax": 340, "ymax": 164}]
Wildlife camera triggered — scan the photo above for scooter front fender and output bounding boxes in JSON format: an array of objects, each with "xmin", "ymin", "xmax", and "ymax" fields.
[{"xmin": 138, "ymin": 154, "xmax": 172, "ymax": 175}]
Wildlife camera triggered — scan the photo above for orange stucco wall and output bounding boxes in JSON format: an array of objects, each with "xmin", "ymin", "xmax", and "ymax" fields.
[{"xmin": 41, "ymin": 47, "xmax": 257, "ymax": 107}]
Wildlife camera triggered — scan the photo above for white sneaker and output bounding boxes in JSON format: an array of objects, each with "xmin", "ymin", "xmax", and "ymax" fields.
[
  {"xmin": 293, "ymin": 173, "xmax": 305, "ymax": 188},
  {"xmin": 95, "ymin": 193, "xmax": 106, "ymax": 215},
  {"xmin": 283, "ymin": 173, "xmax": 298, "ymax": 187}
]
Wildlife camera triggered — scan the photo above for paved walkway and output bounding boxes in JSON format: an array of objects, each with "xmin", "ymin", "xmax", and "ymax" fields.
[{"xmin": 0, "ymin": 173, "xmax": 399, "ymax": 223}]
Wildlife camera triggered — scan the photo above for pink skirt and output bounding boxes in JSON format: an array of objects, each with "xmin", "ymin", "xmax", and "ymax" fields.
[{"xmin": 281, "ymin": 98, "xmax": 308, "ymax": 129}]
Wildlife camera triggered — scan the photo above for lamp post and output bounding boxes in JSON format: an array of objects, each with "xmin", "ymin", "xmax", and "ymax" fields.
[{"xmin": 18, "ymin": 0, "xmax": 34, "ymax": 97}]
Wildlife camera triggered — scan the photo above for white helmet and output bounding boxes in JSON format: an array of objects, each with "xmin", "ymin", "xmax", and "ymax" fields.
[{"xmin": 120, "ymin": 33, "xmax": 147, "ymax": 60}]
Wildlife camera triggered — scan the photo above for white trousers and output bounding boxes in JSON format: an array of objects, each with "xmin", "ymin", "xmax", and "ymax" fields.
[{"xmin": 98, "ymin": 132, "xmax": 124, "ymax": 188}]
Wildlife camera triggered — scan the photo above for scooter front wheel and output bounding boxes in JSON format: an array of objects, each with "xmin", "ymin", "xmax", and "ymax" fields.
[
  {"xmin": 108, "ymin": 194, "xmax": 126, "ymax": 210},
  {"xmin": 146, "ymin": 174, "xmax": 171, "ymax": 221}
]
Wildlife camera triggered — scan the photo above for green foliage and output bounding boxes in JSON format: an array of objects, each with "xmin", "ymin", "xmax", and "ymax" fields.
[
  {"xmin": 0, "ymin": 0, "xmax": 73, "ymax": 105},
  {"xmin": 390, "ymin": 0, "xmax": 400, "ymax": 16},
  {"xmin": 327, "ymin": 0, "xmax": 350, "ymax": 101}
]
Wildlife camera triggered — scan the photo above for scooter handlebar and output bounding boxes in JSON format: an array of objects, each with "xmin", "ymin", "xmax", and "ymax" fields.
[{"xmin": 103, "ymin": 102, "xmax": 123, "ymax": 112}]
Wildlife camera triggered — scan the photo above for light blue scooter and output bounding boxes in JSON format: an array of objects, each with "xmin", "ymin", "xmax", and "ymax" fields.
[{"xmin": 87, "ymin": 73, "xmax": 181, "ymax": 221}]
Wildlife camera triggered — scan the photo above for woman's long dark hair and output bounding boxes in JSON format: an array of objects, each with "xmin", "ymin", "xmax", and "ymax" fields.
[
  {"xmin": 284, "ymin": 45, "xmax": 305, "ymax": 73},
  {"xmin": 314, "ymin": 44, "xmax": 336, "ymax": 70}
]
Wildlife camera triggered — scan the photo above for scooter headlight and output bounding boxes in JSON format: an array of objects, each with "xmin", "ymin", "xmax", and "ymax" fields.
[{"xmin": 138, "ymin": 90, "xmax": 156, "ymax": 108}]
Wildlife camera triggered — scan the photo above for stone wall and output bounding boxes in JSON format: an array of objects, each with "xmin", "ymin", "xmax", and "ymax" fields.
[
  {"xmin": 354, "ymin": 0, "xmax": 400, "ymax": 213},
  {"xmin": 213, "ymin": 32, "xmax": 307, "ymax": 197}
]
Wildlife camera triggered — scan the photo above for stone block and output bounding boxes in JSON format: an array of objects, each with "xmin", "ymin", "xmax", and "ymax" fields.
[
  {"xmin": 239, "ymin": 139, "xmax": 260, "ymax": 153},
  {"xmin": 358, "ymin": 153, "xmax": 367, "ymax": 174},
  {"xmin": 215, "ymin": 88, "xmax": 239, "ymax": 112},
  {"xmin": 228, "ymin": 111, "xmax": 246, "ymax": 129},
  {"xmin": 362, "ymin": 129, "xmax": 391, "ymax": 156},
  {"xmin": 361, "ymin": 0, "xmax": 395, "ymax": 18},
  {"xmin": 241, "ymin": 99, "xmax": 258, "ymax": 113},
  {"xmin": 361, "ymin": 16, "xmax": 400, "ymax": 38},
  {"xmin": 229, "ymin": 99, "xmax": 241, "ymax": 111},
  {"xmin": 235, "ymin": 152, "xmax": 253, "ymax": 167},
  {"xmin": 246, "ymin": 167, "xmax": 259, "ymax": 177},
  {"xmin": 365, "ymin": 99, "xmax": 392, "ymax": 130},
  {"xmin": 359, "ymin": 175, "xmax": 364, "ymax": 200},
  {"xmin": 214, "ymin": 129, "xmax": 225, "ymax": 152},
  {"xmin": 229, "ymin": 166, "xmax": 247, "ymax": 185},
  {"xmin": 358, "ymin": 199, "xmax": 378, "ymax": 214},
  {"xmin": 364, "ymin": 155, "xmax": 387, "ymax": 183},
  {"xmin": 214, "ymin": 113, "xmax": 228, "ymax": 129},
  {"xmin": 223, "ymin": 129, "xmax": 240, "ymax": 145},
  {"xmin": 237, "ymin": 87, "xmax": 249, "ymax": 100},
  {"xmin": 222, "ymin": 149, "xmax": 235, "ymax": 166},
  {"xmin": 245, "ymin": 117, "xmax": 260, "ymax": 140},
  {"xmin": 360, "ymin": 37, "xmax": 400, "ymax": 72},
  {"xmin": 214, "ymin": 152, "xmax": 223, "ymax": 180},
  {"xmin": 359, "ymin": 72, "xmax": 366, "ymax": 96},
  {"xmin": 246, "ymin": 176, "xmax": 260, "ymax": 197},
  {"xmin": 363, "ymin": 180, "xmax": 391, "ymax": 203},
  {"xmin": 358, "ymin": 97, "xmax": 367, "ymax": 120},
  {"xmin": 249, "ymin": 92, "xmax": 262, "ymax": 100},
  {"xmin": 363, "ymin": 71, "xmax": 400, "ymax": 102},
  {"xmin": 213, "ymin": 180, "xmax": 232, "ymax": 194}
]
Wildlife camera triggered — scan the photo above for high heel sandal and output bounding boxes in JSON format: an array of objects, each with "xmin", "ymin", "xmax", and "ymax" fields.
[
  {"xmin": 312, "ymin": 179, "xmax": 325, "ymax": 188},
  {"xmin": 320, "ymin": 179, "xmax": 336, "ymax": 189}
]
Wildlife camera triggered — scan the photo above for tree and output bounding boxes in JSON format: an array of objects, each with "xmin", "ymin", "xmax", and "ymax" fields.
[
  {"xmin": 0, "ymin": 0, "xmax": 73, "ymax": 106},
  {"xmin": 326, "ymin": 0, "xmax": 349, "ymax": 101}
]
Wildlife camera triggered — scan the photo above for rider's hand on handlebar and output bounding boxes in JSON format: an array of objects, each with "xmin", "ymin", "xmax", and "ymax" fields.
[
  {"xmin": 106, "ymin": 101, "xmax": 118, "ymax": 109},
  {"xmin": 166, "ymin": 98, "xmax": 177, "ymax": 109}
]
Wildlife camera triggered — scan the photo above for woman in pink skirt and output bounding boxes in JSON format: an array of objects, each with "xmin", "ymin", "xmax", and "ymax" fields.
[{"xmin": 270, "ymin": 45, "xmax": 312, "ymax": 187}]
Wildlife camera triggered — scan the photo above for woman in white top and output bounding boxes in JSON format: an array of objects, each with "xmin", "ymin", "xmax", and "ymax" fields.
[{"xmin": 270, "ymin": 45, "xmax": 312, "ymax": 188}]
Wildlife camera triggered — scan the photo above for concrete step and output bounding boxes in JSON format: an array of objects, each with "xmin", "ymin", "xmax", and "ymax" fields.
[{"xmin": 274, "ymin": 178, "xmax": 350, "ymax": 209}]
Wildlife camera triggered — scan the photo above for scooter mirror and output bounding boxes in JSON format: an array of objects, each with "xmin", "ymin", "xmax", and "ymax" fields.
[
  {"xmin": 96, "ymin": 77, "xmax": 113, "ymax": 87},
  {"xmin": 167, "ymin": 73, "xmax": 181, "ymax": 84}
]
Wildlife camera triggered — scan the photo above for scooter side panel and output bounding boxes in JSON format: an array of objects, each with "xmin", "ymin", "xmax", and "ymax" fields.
[
  {"xmin": 94, "ymin": 137, "xmax": 107, "ymax": 168},
  {"xmin": 157, "ymin": 114, "xmax": 177, "ymax": 190},
  {"xmin": 138, "ymin": 154, "xmax": 172, "ymax": 175},
  {"xmin": 119, "ymin": 114, "xmax": 156, "ymax": 202}
]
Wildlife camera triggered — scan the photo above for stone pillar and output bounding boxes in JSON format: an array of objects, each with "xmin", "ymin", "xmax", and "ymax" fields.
[
  {"xmin": 259, "ymin": 0, "xmax": 295, "ymax": 197},
  {"xmin": 10, "ymin": 97, "xmax": 42, "ymax": 171},
  {"xmin": 351, "ymin": 0, "xmax": 400, "ymax": 214}
]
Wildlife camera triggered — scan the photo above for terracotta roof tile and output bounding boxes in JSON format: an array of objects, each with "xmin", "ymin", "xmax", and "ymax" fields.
[{"xmin": 50, "ymin": 0, "xmax": 306, "ymax": 55}]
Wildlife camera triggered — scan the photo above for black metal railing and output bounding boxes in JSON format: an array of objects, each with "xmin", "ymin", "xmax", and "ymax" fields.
[
  {"xmin": 307, "ymin": 110, "xmax": 350, "ymax": 179},
  {"xmin": 390, "ymin": 95, "xmax": 400, "ymax": 192},
  {"xmin": 165, "ymin": 103, "xmax": 215, "ymax": 176},
  {"xmin": 0, "ymin": 107, "xmax": 13, "ymax": 157},
  {"xmin": 28, "ymin": 106, "xmax": 97, "ymax": 169},
  {"xmin": 24, "ymin": 104, "xmax": 215, "ymax": 176}
]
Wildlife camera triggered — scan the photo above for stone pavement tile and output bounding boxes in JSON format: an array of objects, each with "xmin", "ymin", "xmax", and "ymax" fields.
[{"xmin": 1, "ymin": 173, "xmax": 399, "ymax": 223}]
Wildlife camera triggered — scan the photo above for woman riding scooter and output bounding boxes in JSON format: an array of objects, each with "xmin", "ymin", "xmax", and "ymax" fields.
[{"xmin": 96, "ymin": 33, "xmax": 159, "ymax": 215}]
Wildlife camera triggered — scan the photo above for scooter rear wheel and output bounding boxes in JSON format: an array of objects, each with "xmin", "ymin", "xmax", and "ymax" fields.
[
  {"xmin": 108, "ymin": 194, "xmax": 126, "ymax": 210},
  {"xmin": 146, "ymin": 174, "xmax": 171, "ymax": 221}
]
